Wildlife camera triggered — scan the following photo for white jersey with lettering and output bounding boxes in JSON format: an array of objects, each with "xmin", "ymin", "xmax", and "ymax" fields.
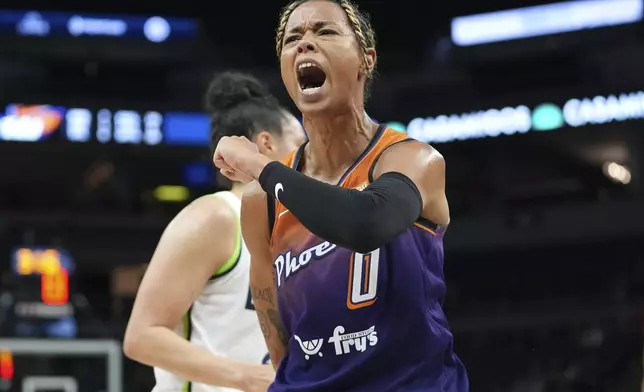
[{"xmin": 152, "ymin": 191, "xmax": 269, "ymax": 392}]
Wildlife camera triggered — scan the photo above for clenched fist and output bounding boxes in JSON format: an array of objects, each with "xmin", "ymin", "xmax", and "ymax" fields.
[{"xmin": 213, "ymin": 136, "xmax": 272, "ymax": 183}]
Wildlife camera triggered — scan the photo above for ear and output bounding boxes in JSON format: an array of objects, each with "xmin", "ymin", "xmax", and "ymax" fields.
[
  {"xmin": 253, "ymin": 131, "xmax": 274, "ymax": 155},
  {"xmin": 364, "ymin": 48, "xmax": 376, "ymax": 74}
]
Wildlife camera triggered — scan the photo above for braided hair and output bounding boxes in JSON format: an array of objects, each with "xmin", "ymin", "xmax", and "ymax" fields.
[{"xmin": 275, "ymin": 0, "xmax": 377, "ymax": 98}]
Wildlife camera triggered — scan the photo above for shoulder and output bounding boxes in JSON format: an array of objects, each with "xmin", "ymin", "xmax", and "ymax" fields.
[
  {"xmin": 373, "ymin": 139, "xmax": 445, "ymax": 180},
  {"xmin": 375, "ymin": 139, "xmax": 448, "ymax": 222},
  {"xmin": 147, "ymin": 195, "xmax": 240, "ymax": 276},
  {"xmin": 181, "ymin": 194, "xmax": 237, "ymax": 226},
  {"xmin": 165, "ymin": 194, "xmax": 237, "ymax": 240}
]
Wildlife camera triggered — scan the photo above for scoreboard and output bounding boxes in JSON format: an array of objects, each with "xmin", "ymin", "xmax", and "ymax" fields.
[
  {"xmin": 0, "ymin": 103, "xmax": 211, "ymax": 147},
  {"xmin": 8, "ymin": 248, "xmax": 77, "ymax": 339},
  {"xmin": 12, "ymin": 248, "xmax": 72, "ymax": 306},
  {"xmin": 12, "ymin": 248, "xmax": 74, "ymax": 306},
  {"xmin": 0, "ymin": 249, "xmax": 121, "ymax": 392}
]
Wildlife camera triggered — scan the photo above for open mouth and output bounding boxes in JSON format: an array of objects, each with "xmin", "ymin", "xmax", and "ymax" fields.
[{"xmin": 297, "ymin": 62, "xmax": 327, "ymax": 94}]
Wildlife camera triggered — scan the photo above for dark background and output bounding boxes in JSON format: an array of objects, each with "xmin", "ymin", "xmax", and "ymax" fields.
[{"xmin": 0, "ymin": 0, "xmax": 642, "ymax": 391}]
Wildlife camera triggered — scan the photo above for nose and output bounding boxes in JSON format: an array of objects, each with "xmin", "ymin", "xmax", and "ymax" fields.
[{"xmin": 296, "ymin": 40, "xmax": 317, "ymax": 54}]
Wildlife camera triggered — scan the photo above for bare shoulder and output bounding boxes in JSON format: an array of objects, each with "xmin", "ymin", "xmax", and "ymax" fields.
[
  {"xmin": 373, "ymin": 139, "xmax": 445, "ymax": 179},
  {"xmin": 167, "ymin": 195, "xmax": 237, "ymax": 239},
  {"xmin": 373, "ymin": 139, "xmax": 449, "ymax": 223},
  {"xmin": 149, "ymin": 194, "xmax": 240, "ymax": 275}
]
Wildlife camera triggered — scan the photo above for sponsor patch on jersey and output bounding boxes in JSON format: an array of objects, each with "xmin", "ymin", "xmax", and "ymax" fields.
[{"xmin": 294, "ymin": 324, "xmax": 379, "ymax": 360}]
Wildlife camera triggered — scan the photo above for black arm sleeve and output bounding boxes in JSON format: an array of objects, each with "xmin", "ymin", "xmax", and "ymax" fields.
[{"xmin": 258, "ymin": 161, "xmax": 422, "ymax": 253}]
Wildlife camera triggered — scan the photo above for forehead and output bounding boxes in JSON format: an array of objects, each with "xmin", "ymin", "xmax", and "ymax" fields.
[{"xmin": 286, "ymin": 1, "xmax": 349, "ymax": 30}]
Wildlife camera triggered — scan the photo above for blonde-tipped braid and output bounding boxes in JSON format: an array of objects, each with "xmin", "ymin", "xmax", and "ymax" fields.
[
  {"xmin": 275, "ymin": 0, "xmax": 306, "ymax": 58},
  {"xmin": 338, "ymin": 0, "xmax": 373, "ymax": 79}
]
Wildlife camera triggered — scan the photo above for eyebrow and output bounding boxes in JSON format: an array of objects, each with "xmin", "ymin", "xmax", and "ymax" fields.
[{"xmin": 287, "ymin": 21, "xmax": 339, "ymax": 35}]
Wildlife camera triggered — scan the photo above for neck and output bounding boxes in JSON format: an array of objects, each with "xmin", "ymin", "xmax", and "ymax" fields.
[
  {"xmin": 302, "ymin": 107, "xmax": 377, "ymax": 179},
  {"xmin": 229, "ymin": 183, "xmax": 245, "ymax": 199}
]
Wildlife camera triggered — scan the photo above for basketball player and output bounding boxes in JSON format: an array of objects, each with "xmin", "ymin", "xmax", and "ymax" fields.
[
  {"xmin": 212, "ymin": 1, "xmax": 469, "ymax": 391},
  {"xmin": 124, "ymin": 72, "xmax": 306, "ymax": 392}
]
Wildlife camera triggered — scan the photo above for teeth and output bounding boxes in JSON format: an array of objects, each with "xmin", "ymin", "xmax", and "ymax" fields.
[
  {"xmin": 298, "ymin": 62, "xmax": 316, "ymax": 70},
  {"xmin": 301, "ymin": 86, "xmax": 321, "ymax": 95}
]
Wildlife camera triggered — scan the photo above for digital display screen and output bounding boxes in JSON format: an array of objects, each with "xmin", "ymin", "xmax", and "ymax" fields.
[
  {"xmin": 8, "ymin": 248, "xmax": 77, "ymax": 338},
  {"xmin": 11, "ymin": 248, "xmax": 74, "ymax": 306},
  {"xmin": 163, "ymin": 112, "xmax": 210, "ymax": 146},
  {"xmin": 0, "ymin": 351, "xmax": 13, "ymax": 383},
  {"xmin": 0, "ymin": 10, "xmax": 197, "ymax": 42},
  {"xmin": 0, "ymin": 104, "xmax": 210, "ymax": 146},
  {"xmin": 5, "ymin": 89, "xmax": 643, "ymax": 148},
  {"xmin": 451, "ymin": 0, "xmax": 643, "ymax": 47},
  {"xmin": 405, "ymin": 90, "xmax": 644, "ymax": 143}
]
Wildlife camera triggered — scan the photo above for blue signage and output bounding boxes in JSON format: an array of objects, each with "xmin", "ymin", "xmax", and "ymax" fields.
[{"xmin": 0, "ymin": 10, "xmax": 197, "ymax": 42}]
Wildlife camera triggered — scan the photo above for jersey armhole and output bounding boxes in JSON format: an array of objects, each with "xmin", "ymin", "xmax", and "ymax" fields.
[
  {"xmin": 212, "ymin": 221, "xmax": 242, "ymax": 279},
  {"xmin": 367, "ymin": 138, "xmax": 413, "ymax": 183},
  {"xmin": 208, "ymin": 195, "xmax": 242, "ymax": 280}
]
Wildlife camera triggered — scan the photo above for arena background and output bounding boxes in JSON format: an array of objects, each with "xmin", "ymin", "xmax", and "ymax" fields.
[{"xmin": 0, "ymin": 0, "xmax": 643, "ymax": 391}]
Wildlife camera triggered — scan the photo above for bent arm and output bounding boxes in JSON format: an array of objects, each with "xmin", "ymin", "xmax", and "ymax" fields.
[
  {"xmin": 242, "ymin": 182, "xmax": 289, "ymax": 369},
  {"xmin": 255, "ymin": 141, "xmax": 444, "ymax": 253},
  {"xmin": 123, "ymin": 196, "xmax": 255, "ymax": 389},
  {"xmin": 258, "ymin": 163, "xmax": 421, "ymax": 252}
]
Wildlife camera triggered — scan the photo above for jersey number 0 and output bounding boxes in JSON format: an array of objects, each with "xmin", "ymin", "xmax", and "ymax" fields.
[
  {"xmin": 347, "ymin": 249, "xmax": 380, "ymax": 310},
  {"xmin": 246, "ymin": 249, "xmax": 381, "ymax": 311}
]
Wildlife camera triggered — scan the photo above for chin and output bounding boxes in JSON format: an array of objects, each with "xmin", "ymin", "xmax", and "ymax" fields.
[
  {"xmin": 297, "ymin": 99, "xmax": 333, "ymax": 116},
  {"xmin": 295, "ymin": 88, "xmax": 335, "ymax": 115}
]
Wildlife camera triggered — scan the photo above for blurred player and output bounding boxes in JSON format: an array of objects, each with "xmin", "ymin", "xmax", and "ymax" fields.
[
  {"xmin": 213, "ymin": 1, "xmax": 469, "ymax": 391},
  {"xmin": 124, "ymin": 72, "xmax": 306, "ymax": 392}
]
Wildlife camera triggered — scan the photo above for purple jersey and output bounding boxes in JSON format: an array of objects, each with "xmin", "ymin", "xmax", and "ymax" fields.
[{"xmin": 268, "ymin": 127, "xmax": 469, "ymax": 391}]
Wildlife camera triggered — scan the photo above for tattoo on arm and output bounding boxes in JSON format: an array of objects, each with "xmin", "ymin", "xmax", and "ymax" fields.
[
  {"xmin": 256, "ymin": 310, "xmax": 271, "ymax": 339},
  {"xmin": 251, "ymin": 286, "xmax": 274, "ymax": 306},
  {"xmin": 251, "ymin": 284, "xmax": 289, "ymax": 346},
  {"xmin": 267, "ymin": 309, "xmax": 289, "ymax": 345}
]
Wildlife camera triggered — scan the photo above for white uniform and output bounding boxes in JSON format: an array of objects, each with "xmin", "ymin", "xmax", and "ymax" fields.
[{"xmin": 152, "ymin": 191, "xmax": 269, "ymax": 392}]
